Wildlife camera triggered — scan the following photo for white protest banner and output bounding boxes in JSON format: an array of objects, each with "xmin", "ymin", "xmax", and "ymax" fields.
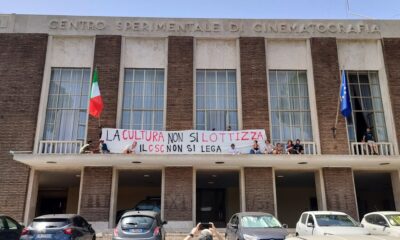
[{"xmin": 101, "ymin": 128, "xmax": 267, "ymax": 154}]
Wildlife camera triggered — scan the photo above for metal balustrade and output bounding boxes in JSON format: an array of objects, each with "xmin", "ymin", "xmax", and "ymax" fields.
[
  {"xmin": 303, "ymin": 142, "xmax": 317, "ymax": 155},
  {"xmin": 351, "ymin": 142, "xmax": 394, "ymax": 156},
  {"xmin": 271, "ymin": 141, "xmax": 317, "ymax": 155},
  {"xmin": 38, "ymin": 140, "xmax": 83, "ymax": 154}
]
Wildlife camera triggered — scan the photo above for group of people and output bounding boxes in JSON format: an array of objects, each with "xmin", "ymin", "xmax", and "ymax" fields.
[{"xmin": 229, "ymin": 139, "xmax": 305, "ymax": 155}]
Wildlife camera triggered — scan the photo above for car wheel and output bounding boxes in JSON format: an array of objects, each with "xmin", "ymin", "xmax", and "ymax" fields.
[{"xmin": 92, "ymin": 236, "xmax": 96, "ymax": 240}]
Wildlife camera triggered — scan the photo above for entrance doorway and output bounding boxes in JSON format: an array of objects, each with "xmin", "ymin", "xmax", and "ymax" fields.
[
  {"xmin": 275, "ymin": 171, "xmax": 318, "ymax": 228},
  {"xmin": 36, "ymin": 170, "xmax": 81, "ymax": 216},
  {"xmin": 196, "ymin": 170, "xmax": 240, "ymax": 227},
  {"xmin": 116, "ymin": 170, "xmax": 162, "ymax": 225},
  {"xmin": 354, "ymin": 172, "xmax": 396, "ymax": 218}
]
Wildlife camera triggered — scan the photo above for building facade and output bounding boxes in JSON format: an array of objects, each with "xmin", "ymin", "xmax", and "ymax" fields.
[{"xmin": 1, "ymin": 14, "xmax": 400, "ymax": 231}]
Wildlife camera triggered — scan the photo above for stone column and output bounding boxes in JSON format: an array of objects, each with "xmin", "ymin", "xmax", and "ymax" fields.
[
  {"xmin": 166, "ymin": 36, "xmax": 194, "ymax": 130},
  {"xmin": 0, "ymin": 33, "xmax": 48, "ymax": 222},
  {"xmin": 244, "ymin": 167, "xmax": 275, "ymax": 215},
  {"xmin": 310, "ymin": 38, "xmax": 349, "ymax": 154},
  {"xmin": 163, "ymin": 167, "xmax": 193, "ymax": 228},
  {"xmin": 322, "ymin": 167, "xmax": 358, "ymax": 220},
  {"xmin": 87, "ymin": 35, "xmax": 121, "ymax": 147},
  {"xmin": 239, "ymin": 37, "xmax": 269, "ymax": 131},
  {"xmin": 79, "ymin": 167, "xmax": 113, "ymax": 231}
]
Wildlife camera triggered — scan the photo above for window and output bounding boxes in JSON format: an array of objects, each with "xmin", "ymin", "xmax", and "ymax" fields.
[
  {"xmin": 196, "ymin": 70, "xmax": 238, "ymax": 130},
  {"xmin": 365, "ymin": 215, "xmax": 375, "ymax": 224},
  {"xmin": 122, "ymin": 69, "xmax": 164, "ymax": 130},
  {"xmin": 269, "ymin": 70, "xmax": 312, "ymax": 145},
  {"xmin": 346, "ymin": 71, "xmax": 387, "ymax": 142},
  {"xmin": 5, "ymin": 217, "xmax": 18, "ymax": 230},
  {"xmin": 43, "ymin": 68, "xmax": 90, "ymax": 141},
  {"xmin": 374, "ymin": 215, "xmax": 388, "ymax": 226},
  {"xmin": 314, "ymin": 214, "xmax": 357, "ymax": 227},
  {"xmin": 301, "ymin": 214, "xmax": 308, "ymax": 224},
  {"xmin": 307, "ymin": 215, "xmax": 315, "ymax": 225},
  {"xmin": 240, "ymin": 215, "xmax": 281, "ymax": 228},
  {"xmin": 230, "ymin": 215, "xmax": 239, "ymax": 225}
]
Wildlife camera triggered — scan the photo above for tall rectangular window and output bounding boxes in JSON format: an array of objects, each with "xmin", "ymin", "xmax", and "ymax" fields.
[
  {"xmin": 346, "ymin": 71, "xmax": 387, "ymax": 142},
  {"xmin": 196, "ymin": 70, "xmax": 238, "ymax": 131},
  {"xmin": 121, "ymin": 68, "xmax": 165, "ymax": 130},
  {"xmin": 269, "ymin": 70, "xmax": 312, "ymax": 144},
  {"xmin": 43, "ymin": 68, "xmax": 91, "ymax": 141}
]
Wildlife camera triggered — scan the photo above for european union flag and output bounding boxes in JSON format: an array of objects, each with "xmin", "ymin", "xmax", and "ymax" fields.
[{"xmin": 340, "ymin": 70, "xmax": 352, "ymax": 118}]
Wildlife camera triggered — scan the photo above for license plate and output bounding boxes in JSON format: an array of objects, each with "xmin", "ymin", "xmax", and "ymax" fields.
[
  {"xmin": 36, "ymin": 233, "xmax": 52, "ymax": 238},
  {"xmin": 129, "ymin": 229, "xmax": 143, "ymax": 233}
]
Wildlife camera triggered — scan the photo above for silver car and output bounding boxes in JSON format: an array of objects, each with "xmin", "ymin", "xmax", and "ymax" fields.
[
  {"xmin": 225, "ymin": 212, "xmax": 288, "ymax": 240},
  {"xmin": 113, "ymin": 211, "xmax": 167, "ymax": 240}
]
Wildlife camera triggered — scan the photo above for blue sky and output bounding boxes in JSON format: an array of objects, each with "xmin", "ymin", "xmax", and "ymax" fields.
[{"xmin": 1, "ymin": 0, "xmax": 400, "ymax": 19}]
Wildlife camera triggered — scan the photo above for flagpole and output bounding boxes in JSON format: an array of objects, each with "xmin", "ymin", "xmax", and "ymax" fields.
[{"xmin": 332, "ymin": 69, "xmax": 344, "ymax": 138}]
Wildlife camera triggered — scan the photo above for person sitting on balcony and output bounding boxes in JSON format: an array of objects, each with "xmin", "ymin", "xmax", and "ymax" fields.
[
  {"xmin": 79, "ymin": 143, "xmax": 91, "ymax": 154},
  {"xmin": 273, "ymin": 143, "xmax": 284, "ymax": 154},
  {"xmin": 123, "ymin": 141, "xmax": 137, "ymax": 154},
  {"xmin": 362, "ymin": 127, "xmax": 379, "ymax": 155},
  {"xmin": 250, "ymin": 140, "xmax": 262, "ymax": 154},
  {"xmin": 264, "ymin": 139, "xmax": 274, "ymax": 154},
  {"xmin": 228, "ymin": 143, "xmax": 240, "ymax": 155},
  {"xmin": 99, "ymin": 140, "xmax": 110, "ymax": 154},
  {"xmin": 293, "ymin": 139, "xmax": 304, "ymax": 154},
  {"xmin": 286, "ymin": 140, "xmax": 296, "ymax": 154}
]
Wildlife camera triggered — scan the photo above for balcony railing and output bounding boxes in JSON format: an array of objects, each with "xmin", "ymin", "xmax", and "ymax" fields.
[
  {"xmin": 38, "ymin": 140, "xmax": 83, "ymax": 154},
  {"xmin": 303, "ymin": 142, "xmax": 317, "ymax": 155},
  {"xmin": 351, "ymin": 142, "xmax": 394, "ymax": 156},
  {"xmin": 271, "ymin": 141, "xmax": 317, "ymax": 155}
]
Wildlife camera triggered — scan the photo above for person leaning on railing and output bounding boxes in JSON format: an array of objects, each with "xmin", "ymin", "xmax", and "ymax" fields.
[{"xmin": 362, "ymin": 127, "xmax": 379, "ymax": 155}]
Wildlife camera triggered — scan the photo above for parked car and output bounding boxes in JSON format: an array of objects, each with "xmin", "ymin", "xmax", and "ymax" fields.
[
  {"xmin": 361, "ymin": 211, "xmax": 400, "ymax": 237},
  {"xmin": 20, "ymin": 214, "xmax": 95, "ymax": 240},
  {"xmin": 225, "ymin": 212, "xmax": 288, "ymax": 240},
  {"xmin": 0, "ymin": 214, "xmax": 23, "ymax": 240},
  {"xmin": 286, "ymin": 235, "xmax": 399, "ymax": 240},
  {"xmin": 113, "ymin": 210, "xmax": 167, "ymax": 240},
  {"xmin": 295, "ymin": 211, "xmax": 369, "ymax": 236},
  {"xmin": 116, "ymin": 198, "xmax": 161, "ymax": 224}
]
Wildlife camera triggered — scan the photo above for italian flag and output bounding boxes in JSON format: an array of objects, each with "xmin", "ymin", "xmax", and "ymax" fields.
[{"xmin": 89, "ymin": 68, "xmax": 104, "ymax": 118}]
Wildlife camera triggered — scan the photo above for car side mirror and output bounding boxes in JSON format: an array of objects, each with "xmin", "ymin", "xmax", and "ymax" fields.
[
  {"xmin": 307, "ymin": 223, "xmax": 314, "ymax": 228},
  {"xmin": 162, "ymin": 221, "xmax": 168, "ymax": 225},
  {"xmin": 282, "ymin": 224, "xmax": 288, "ymax": 229},
  {"xmin": 383, "ymin": 223, "xmax": 389, "ymax": 228},
  {"xmin": 231, "ymin": 224, "xmax": 238, "ymax": 229}
]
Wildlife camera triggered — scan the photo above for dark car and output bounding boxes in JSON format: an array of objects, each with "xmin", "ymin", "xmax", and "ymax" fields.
[
  {"xmin": 113, "ymin": 211, "xmax": 167, "ymax": 240},
  {"xmin": 116, "ymin": 198, "xmax": 161, "ymax": 224},
  {"xmin": 0, "ymin": 214, "xmax": 23, "ymax": 240},
  {"xmin": 20, "ymin": 214, "xmax": 95, "ymax": 240},
  {"xmin": 226, "ymin": 212, "xmax": 288, "ymax": 240}
]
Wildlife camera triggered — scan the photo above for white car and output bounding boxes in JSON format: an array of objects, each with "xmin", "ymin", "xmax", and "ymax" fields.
[
  {"xmin": 361, "ymin": 211, "xmax": 400, "ymax": 237},
  {"xmin": 295, "ymin": 211, "xmax": 369, "ymax": 236},
  {"xmin": 286, "ymin": 235, "xmax": 398, "ymax": 240}
]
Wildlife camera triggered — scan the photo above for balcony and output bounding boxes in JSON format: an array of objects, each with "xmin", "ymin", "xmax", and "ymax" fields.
[
  {"xmin": 38, "ymin": 140, "xmax": 83, "ymax": 154},
  {"xmin": 351, "ymin": 142, "xmax": 394, "ymax": 156}
]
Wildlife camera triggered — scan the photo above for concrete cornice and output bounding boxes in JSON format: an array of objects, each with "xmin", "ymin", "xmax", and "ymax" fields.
[
  {"xmin": 13, "ymin": 153, "xmax": 400, "ymax": 171},
  {"xmin": 1, "ymin": 14, "xmax": 400, "ymax": 38}
]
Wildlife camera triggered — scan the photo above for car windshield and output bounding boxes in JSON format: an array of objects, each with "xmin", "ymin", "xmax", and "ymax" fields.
[
  {"xmin": 121, "ymin": 216, "xmax": 154, "ymax": 230},
  {"xmin": 385, "ymin": 214, "xmax": 400, "ymax": 226},
  {"xmin": 315, "ymin": 214, "xmax": 357, "ymax": 227},
  {"xmin": 31, "ymin": 218, "xmax": 71, "ymax": 229},
  {"xmin": 241, "ymin": 215, "xmax": 282, "ymax": 228},
  {"xmin": 135, "ymin": 201, "xmax": 160, "ymax": 211}
]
